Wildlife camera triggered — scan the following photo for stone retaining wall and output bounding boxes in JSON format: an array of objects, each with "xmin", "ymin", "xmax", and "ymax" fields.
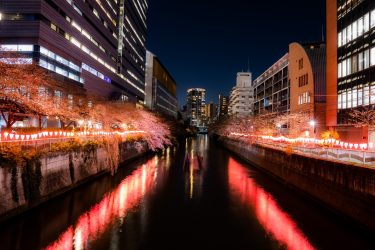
[
  {"xmin": 0, "ymin": 141, "xmax": 148, "ymax": 222},
  {"xmin": 220, "ymin": 138, "xmax": 375, "ymax": 230}
]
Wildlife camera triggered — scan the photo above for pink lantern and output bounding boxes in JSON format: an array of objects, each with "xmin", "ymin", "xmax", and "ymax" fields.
[
  {"xmin": 15, "ymin": 135, "xmax": 20, "ymax": 140},
  {"xmin": 9, "ymin": 134, "xmax": 14, "ymax": 140},
  {"xmin": 369, "ymin": 142, "xmax": 374, "ymax": 149},
  {"xmin": 4, "ymin": 132, "xmax": 9, "ymax": 140},
  {"xmin": 344, "ymin": 143, "xmax": 348, "ymax": 148},
  {"xmin": 354, "ymin": 144, "xmax": 359, "ymax": 149}
]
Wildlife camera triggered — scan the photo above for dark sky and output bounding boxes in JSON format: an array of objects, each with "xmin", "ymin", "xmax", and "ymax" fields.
[{"xmin": 146, "ymin": 0, "xmax": 325, "ymax": 106}]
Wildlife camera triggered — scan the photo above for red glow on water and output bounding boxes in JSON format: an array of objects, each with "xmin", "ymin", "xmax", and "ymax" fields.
[
  {"xmin": 44, "ymin": 158, "xmax": 159, "ymax": 250},
  {"xmin": 228, "ymin": 157, "xmax": 315, "ymax": 250}
]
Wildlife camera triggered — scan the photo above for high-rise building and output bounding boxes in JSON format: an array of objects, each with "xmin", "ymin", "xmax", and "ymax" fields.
[
  {"xmin": 326, "ymin": 0, "xmax": 375, "ymax": 142},
  {"xmin": 186, "ymin": 88, "xmax": 206, "ymax": 126},
  {"xmin": 0, "ymin": 0, "xmax": 148, "ymax": 103},
  {"xmin": 229, "ymin": 72, "xmax": 254, "ymax": 116},
  {"xmin": 219, "ymin": 95, "xmax": 229, "ymax": 118},
  {"xmin": 205, "ymin": 102, "xmax": 218, "ymax": 124},
  {"xmin": 253, "ymin": 54, "xmax": 289, "ymax": 115},
  {"xmin": 145, "ymin": 51, "xmax": 178, "ymax": 118}
]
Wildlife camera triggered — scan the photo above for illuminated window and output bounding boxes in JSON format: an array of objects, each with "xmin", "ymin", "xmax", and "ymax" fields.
[
  {"xmin": 364, "ymin": 85, "xmax": 370, "ymax": 105},
  {"xmin": 364, "ymin": 13, "xmax": 370, "ymax": 33},
  {"xmin": 51, "ymin": 23, "xmax": 57, "ymax": 31},
  {"xmin": 364, "ymin": 49, "xmax": 370, "ymax": 69},
  {"xmin": 347, "ymin": 90, "xmax": 352, "ymax": 108},
  {"xmin": 358, "ymin": 86, "xmax": 363, "ymax": 106},
  {"xmin": 371, "ymin": 84, "xmax": 375, "ymax": 104},
  {"xmin": 358, "ymin": 17, "xmax": 364, "ymax": 36},
  {"xmin": 370, "ymin": 47, "xmax": 375, "ymax": 66},
  {"xmin": 358, "ymin": 52, "xmax": 364, "ymax": 71},
  {"xmin": 352, "ymin": 20, "xmax": 358, "ymax": 39},
  {"xmin": 342, "ymin": 90, "xmax": 347, "ymax": 109}
]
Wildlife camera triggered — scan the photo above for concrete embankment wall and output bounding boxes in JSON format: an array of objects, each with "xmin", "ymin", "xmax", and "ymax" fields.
[
  {"xmin": 0, "ymin": 141, "xmax": 148, "ymax": 222},
  {"xmin": 220, "ymin": 138, "xmax": 375, "ymax": 230}
]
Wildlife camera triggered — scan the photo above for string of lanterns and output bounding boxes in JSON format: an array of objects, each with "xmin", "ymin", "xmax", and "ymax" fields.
[
  {"xmin": 0, "ymin": 130, "xmax": 147, "ymax": 142},
  {"xmin": 230, "ymin": 132, "xmax": 374, "ymax": 151}
]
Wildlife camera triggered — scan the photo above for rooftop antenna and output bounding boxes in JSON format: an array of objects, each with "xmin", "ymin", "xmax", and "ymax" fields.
[{"xmin": 247, "ymin": 58, "xmax": 250, "ymax": 72}]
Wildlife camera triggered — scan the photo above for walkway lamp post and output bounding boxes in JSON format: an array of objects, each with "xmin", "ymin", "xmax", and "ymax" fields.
[{"xmin": 309, "ymin": 120, "xmax": 316, "ymax": 143}]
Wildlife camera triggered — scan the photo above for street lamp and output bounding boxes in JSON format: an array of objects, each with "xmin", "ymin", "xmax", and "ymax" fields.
[
  {"xmin": 276, "ymin": 124, "xmax": 281, "ymax": 136},
  {"xmin": 309, "ymin": 120, "xmax": 316, "ymax": 141}
]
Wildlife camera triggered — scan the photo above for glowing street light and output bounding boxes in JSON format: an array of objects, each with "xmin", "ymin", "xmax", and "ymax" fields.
[{"xmin": 310, "ymin": 120, "xmax": 316, "ymax": 142}]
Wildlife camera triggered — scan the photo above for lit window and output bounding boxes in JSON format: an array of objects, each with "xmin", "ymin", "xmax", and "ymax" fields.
[
  {"xmin": 347, "ymin": 24, "xmax": 352, "ymax": 41},
  {"xmin": 343, "ymin": 28, "xmax": 347, "ymax": 45},
  {"xmin": 364, "ymin": 85, "xmax": 370, "ymax": 105},
  {"xmin": 338, "ymin": 32, "xmax": 342, "ymax": 47},
  {"xmin": 51, "ymin": 23, "xmax": 57, "ymax": 31},
  {"xmin": 73, "ymin": 4, "xmax": 82, "ymax": 15},
  {"xmin": 352, "ymin": 20, "xmax": 358, "ymax": 39},
  {"xmin": 48, "ymin": 50, "xmax": 56, "ymax": 59},
  {"xmin": 82, "ymin": 29, "xmax": 91, "ymax": 40},
  {"xmin": 39, "ymin": 59, "xmax": 48, "ymax": 68},
  {"xmin": 2, "ymin": 44, "xmax": 18, "ymax": 51},
  {"xmin": 72, "ymin": 21, "xmax": 82, "ymax": 32},
  {"xmin": 358, "ymin": 17, "xmax": 364, "ymax": 36},
  {"xmin": 371, "ymin": 10, "xmax": 375, "ymax": 28},
  {"xmin": 364, "ymin": 13, "xmax": 370, "ymax": 33},
  {"xmin": 56, "ymin": 67, "xmax": 68, "ymax": 77},
  {"xmin": 70, "ymin": 37, "xmax": 81, "ymax": 48},
  {"xmin": 371, "ymin": 84, "xmax": 375, "ymax": 104},
  {"xmin": 358, "ymin": 52, "xmax": 364, "ymax": 71},
  {"xmin": 370, "ymin": 47, "xmax": 375, "ymax": 66},
  {"xmin": 18, "ymin": 45, "xmax": 33, "ymax": 51},
  {"xmin": 364, "ymin": 49, "xmax": 370, "ymax": 69},
  {"xmin": 353, "ymin": 88, "xmax": 358, "ymax": 108},
  {"xmin": 358, "ymin": 87, "xmax": 363, "ymax": 106}
]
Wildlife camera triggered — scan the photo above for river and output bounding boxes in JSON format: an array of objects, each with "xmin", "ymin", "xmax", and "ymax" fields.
[{"xmin": 0, "ymin": 135, "xmax": 373, "ymax": 250}]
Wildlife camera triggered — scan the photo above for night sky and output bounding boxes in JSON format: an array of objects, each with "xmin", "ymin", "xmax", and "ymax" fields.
[{"xmin": 146, "ymin": 0, "xmax": 325, "ymax": 107}]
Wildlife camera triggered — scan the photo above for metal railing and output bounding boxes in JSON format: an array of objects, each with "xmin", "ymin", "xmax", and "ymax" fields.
[{"xmin": 257, "ymin": 140, "xmax": 375, "ymax": 167}]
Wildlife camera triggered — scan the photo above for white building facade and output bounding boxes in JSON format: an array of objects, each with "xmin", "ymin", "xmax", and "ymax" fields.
[{"xmin": 229, "ymin": 72, "xmax": 254, "ymax": 116}]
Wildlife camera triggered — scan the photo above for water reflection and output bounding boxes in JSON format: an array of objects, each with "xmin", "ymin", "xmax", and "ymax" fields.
[
  {"xmin": 183, "ymin": 135, "xmax": 208, "ymax": 199},
  {"xmin": 228, "ymin": 157, "xmax": 315, "ymax": 250},
  {"xmin": 44, "ymin": 152, "xmax": 171, "ymax": 250}
]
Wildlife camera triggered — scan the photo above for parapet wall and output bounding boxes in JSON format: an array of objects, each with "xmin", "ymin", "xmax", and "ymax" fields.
[
  {"xmin": 220, "ymin": 138, "xmax": 375, "ymax": 230},
  {"xmin": 0, "ymin": 141, "xmax": 148, "ymax": 222}
]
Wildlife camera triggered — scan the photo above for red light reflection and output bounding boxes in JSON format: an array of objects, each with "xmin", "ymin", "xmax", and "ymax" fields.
[
  {"xmin": 228, "ymin": 157, "xmax": 315, "ymax": 250},
  {"xmin": 45, "ymin": 157, "xmax": 159, "ymax": 250}
]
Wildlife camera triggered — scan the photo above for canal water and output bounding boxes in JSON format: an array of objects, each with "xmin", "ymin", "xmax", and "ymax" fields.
[{"xmin": 0, "ymin": 135, "xmax": 373, "ymax": 250}]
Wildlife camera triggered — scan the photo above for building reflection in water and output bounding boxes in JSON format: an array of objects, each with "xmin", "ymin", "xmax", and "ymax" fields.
[
  {"xmin": 228, "ymin": 157, "xmax": 315, "ymax": 250},
  {"xmin": 184, "ymin": 135, "xmax": 208, "ymax": 200},
  {"xmin": 44, "ymin": 151, "xmax": 171, "ymax": 250}
]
